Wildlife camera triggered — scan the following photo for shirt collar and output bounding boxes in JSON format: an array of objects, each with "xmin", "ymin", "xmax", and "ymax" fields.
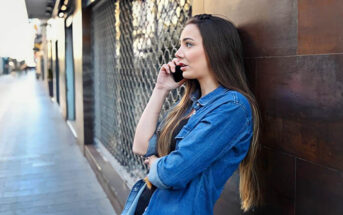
[{"xmin": 190, "ymin": 85, "xmax": 228, "ymax": 109}]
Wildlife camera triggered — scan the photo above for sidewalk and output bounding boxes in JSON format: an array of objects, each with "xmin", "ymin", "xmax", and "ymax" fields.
[{"xmin": 0, "ymin": 72, "xmax": 116, "ymax": 215}]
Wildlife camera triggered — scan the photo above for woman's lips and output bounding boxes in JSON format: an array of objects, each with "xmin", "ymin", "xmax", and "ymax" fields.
[
  {"xmin": 178, "ymin": 63, "xmax": 188, "ymax": 70},
  {"xmin": 181, "ymin": 65, "xmax": 188, "ymax": 71}
]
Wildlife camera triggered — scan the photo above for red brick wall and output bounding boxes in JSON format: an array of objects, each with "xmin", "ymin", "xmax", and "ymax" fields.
[{"xmin": 194, "ymin": 0, "xmax": 343, "ymax": 214}]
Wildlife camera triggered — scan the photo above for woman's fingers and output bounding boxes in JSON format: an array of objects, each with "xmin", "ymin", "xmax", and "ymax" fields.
[
  {"xmin": 161, "ymin": 59, "xmax": 180, "ymax": 74},
  {"xmin": 143, "ymin": 155, "xmax": 159, "ymax": 169},
  {"xmin": 171, "ymin": 58, "xmax": 179, "ymax": 66},
  {"xmin": 161, "ymin": 64, "xmax": 171, "ymax": 74},
  {"xmin": 168, "ymin": 61, "xmax": 176, "ymax": 73},
  {"xmin": 144, "ymin": 157, "xmax": 150, "ymax": 165},
  {"xmin": 144, "ymin": 158, "xmax": 152, "ymax": 169},
  {"xmin": 157, "ymin": 60, "xmax": 185, "ymax": 88}
]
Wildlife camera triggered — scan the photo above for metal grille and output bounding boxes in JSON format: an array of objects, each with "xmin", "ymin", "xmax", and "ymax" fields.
[{"xmin": 92, "ymin": 0, "xmax": 192, "ymax": 180}]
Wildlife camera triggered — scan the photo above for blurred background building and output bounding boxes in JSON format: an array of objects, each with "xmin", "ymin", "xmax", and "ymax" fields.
[{"xmin": 21, "ymin": 0, "xmax": 343, "ymax": 214}]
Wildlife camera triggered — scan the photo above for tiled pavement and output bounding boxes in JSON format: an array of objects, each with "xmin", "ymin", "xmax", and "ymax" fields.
[{"xmin": 0, "ymin": 71, "xmax": 116, "ymax": 215}]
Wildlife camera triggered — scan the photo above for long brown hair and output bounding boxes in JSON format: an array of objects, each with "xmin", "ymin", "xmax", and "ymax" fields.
[{"xmin": 157, "ymin": 14, "xmax": 262, "ymax": 211}]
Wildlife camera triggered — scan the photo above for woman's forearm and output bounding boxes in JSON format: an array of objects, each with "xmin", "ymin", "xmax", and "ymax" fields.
[{"xmin": 132, "ymin": 87, "xmax": 170, "ymax": 155}]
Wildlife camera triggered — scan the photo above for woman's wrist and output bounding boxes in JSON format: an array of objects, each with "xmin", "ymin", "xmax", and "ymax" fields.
[{"xmin": 154, "ymin": 85, "xmax": 171, "ymax": 97}]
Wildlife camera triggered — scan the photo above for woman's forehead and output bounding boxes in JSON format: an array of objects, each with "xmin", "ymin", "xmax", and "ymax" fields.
[{"xmin": 180, "ymin": 24, "xmax": 202, "ymax": 42}]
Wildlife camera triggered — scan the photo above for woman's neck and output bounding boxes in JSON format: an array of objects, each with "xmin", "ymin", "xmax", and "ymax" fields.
[{"xmin": 198, "ymin": 76, "xmax": 220, "ymax": 98}]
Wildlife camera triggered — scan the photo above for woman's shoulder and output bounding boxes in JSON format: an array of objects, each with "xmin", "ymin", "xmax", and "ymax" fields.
[
  {"xmin": 223, "ymin": 89, "xmax": 250, "ymax": 105},
  {"xmin": 219, "ymin": 89, "xmax": 252, "ymax": 116}
]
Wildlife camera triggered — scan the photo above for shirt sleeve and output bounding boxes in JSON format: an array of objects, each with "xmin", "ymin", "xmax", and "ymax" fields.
[
  {"xmin": 143, "ymin": 99, "xmax": 182, "ymax": 158},
  {"xmin": 143, "ymin": 124, "xmax": 159, "ymax": 158},
  {"xmin": 147, "ymin": 101, "xmax": 252, "ymax": 189}
]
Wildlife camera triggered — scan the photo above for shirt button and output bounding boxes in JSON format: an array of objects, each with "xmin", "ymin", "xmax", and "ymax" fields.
[{"xmin": 195, "ymin": 102, "xmax": 201, "ymax": 109}]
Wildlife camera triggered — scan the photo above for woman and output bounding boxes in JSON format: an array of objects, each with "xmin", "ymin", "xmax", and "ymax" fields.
[{"xmin": 130, "ymin": 14, "xmax": 261, "ymax": 214}]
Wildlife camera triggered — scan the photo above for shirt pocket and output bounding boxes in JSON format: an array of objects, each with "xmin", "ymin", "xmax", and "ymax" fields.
[{"xmin": 174, "ymin": 125, "xmax": 191, "ymax": 144}]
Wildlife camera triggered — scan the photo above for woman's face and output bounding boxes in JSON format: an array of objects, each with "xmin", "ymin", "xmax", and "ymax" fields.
[{"xmin": 175, "ymin": 24, "xmax": 212, "ymax": 80}]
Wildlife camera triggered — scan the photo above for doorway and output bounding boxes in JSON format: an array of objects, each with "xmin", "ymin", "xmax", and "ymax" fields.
[
  {"xmin": 55, "ymin": 41, "xmax": 60, "ymax": 104},
  {"xmin": 65, "ymin": 24, "xmax": 75, "ymax": 120}
]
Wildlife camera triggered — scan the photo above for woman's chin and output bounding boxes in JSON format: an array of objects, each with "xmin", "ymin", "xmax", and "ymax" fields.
[{"xmin": 181, "ymin": 71, "xmax": 193, "ymax": 79}]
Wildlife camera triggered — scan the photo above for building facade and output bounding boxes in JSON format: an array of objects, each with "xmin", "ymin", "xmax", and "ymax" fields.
[{"xmin": 31, "ymin": 0, "xmax": 343, "ymax": 214}]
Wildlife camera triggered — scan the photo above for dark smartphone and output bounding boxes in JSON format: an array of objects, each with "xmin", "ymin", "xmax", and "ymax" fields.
[{"xmin": 172, "ymin": 65, "xmax": 183, "ymax": 82}]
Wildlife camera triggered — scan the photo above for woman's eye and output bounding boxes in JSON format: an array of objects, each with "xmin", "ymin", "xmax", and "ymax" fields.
[{"xmin": 186, "ymin": 42, "xmax": 192, "ymax": 47}]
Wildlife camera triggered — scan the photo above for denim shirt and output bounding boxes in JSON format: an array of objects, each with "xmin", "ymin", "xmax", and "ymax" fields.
[{"xmin": 143, "ymin": 86, "xmax": 253, "ymax": 215}]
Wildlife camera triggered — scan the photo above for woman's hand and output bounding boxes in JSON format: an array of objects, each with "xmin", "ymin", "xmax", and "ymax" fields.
[
  {"xmin": 155, "ymin": 58, "xmax": 186, "ymax": 91},
  {"xmin": 144, "ymin": 155, "xmax": 159, "ymax": 169}
]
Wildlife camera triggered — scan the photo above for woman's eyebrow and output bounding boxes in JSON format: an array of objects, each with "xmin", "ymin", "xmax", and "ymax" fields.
[{"xmin": 179, "ymin": 38, "xmax": 194, "ymax": 43}]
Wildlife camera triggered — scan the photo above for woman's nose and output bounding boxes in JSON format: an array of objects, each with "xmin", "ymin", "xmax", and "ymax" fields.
[{"xmin": 175, "ymin": 48, "xmax": 183, "ymax": 59}]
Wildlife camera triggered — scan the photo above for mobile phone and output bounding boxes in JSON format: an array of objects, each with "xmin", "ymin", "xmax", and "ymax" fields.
[{"xmin": 172, "ymin": 65, "xmax": 183, "ymax": 82}]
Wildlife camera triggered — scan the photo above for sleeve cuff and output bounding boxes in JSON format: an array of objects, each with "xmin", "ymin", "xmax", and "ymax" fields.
[
  {"xmin": 147, "ymin": 157, "xmax": 171, "ymax": 189},
  {"xmin": 143, "ymin": 134, "xmax": 158, "ymax": 158}
]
